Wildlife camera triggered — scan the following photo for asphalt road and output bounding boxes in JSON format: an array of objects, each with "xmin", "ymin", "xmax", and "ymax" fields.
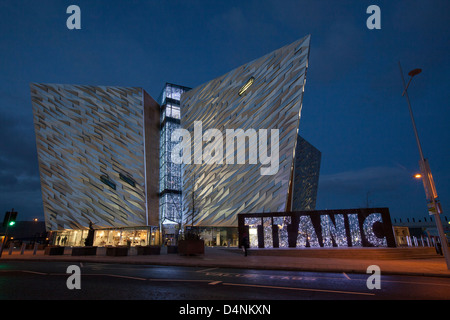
[{"xmin": 1, "ymin": 261, "xmax": 450, "ymax": 302}]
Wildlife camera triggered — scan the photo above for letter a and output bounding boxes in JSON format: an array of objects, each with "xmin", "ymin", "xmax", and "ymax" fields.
[
  {"xmin": 366, "ymin": 5, "xmax": 381, "ymax": 30},
  {"xmin": 366, "ymin": 265, "xmax": 381, "ymax": 289},
  {"xmin": 66, "ymin": 5, "xmax": 81, "ymax": 30},
  {"xmin": 171, "ymin": 129, "xmax": 191, "ymax": 164},
  {"xmin": 66, "ymin": 265, "xmax": 81, "ymax": 290}
]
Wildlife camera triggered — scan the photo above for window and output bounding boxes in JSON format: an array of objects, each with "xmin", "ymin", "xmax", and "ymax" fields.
[
  {"xmin": 239, "ymin": 77, "xmax": 255, "ymax": 96},
  {"xmin": 100, "ymin": 175, "xmax": 116, "ymax": 190},
  {"xmin": 119, "ymin": 173, "xmax": 136, "ymax": 188},
  {"xmin": 165, "ymin": 104, "xmax": 180, "ymax": 120}
]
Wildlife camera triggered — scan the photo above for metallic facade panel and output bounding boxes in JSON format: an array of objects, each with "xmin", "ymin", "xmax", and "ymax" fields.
[
  {"xmin": 292, "ymin": 135, "xmax": 321, "ymax": 211},
  {"xmin": 181, "ymin": 35, "xmax": 311, "ymax": 227},
  {"xmin": 31, "ymin": 83, "xmax": 160, "ymax": 231}
]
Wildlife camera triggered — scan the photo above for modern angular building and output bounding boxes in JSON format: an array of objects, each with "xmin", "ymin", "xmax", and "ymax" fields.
[
  {"xmin": 180, "ymin": 35, "xmax": 318, "ymax": 245},
  {"xmin": 31, "ymin": 84, "xmax": 160, "ymax": 246},
  {"xmin": 31, "ymin": 35, "xmax": 321, "ymax": 247},
  {"xmin": 292, "ymin": 135, "xmax": 321, "ymax": 211}
]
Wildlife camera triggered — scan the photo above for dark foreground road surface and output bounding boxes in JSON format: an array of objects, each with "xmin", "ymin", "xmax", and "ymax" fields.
[{"xmin": 1, "ymin": 261, "xmax": 450, "ymax": 301}]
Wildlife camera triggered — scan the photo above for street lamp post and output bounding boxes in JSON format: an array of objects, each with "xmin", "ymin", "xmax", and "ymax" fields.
[{"xmin": 399, "ymin": 62, "xmax": 450, "ymax": 270}]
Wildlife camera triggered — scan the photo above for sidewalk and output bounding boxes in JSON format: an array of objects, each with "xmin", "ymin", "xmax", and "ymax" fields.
[{"xmin": 1, "ymin": 246, "xmax": 450, "ymax": 278}]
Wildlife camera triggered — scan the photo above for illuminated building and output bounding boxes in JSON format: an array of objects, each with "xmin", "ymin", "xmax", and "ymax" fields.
[
  {"xmin": 180, "ymin": 35, "xmax": 321, "ymax": 245},
  {"xmin": 158, "ymin": 83, "xmax": 191, "ymax": 242},
  {"xmin": 31, "ymin": 35, "xmax": 322, "ymax": 247},
  {"xmin": 31, "ymin": 84, "xmax": 160, "ymax": 246}
]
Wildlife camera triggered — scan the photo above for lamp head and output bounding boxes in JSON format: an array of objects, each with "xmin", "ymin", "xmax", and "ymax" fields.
[{"xmin": 408, "ymin": 69, "xmax": 422, "ymax": 77}]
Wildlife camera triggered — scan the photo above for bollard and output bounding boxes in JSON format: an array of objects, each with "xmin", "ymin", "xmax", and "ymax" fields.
[
  {"xmin": 8, "ymin": 244, "xmax": 13, "ymax": 255},
  {"xmin": 33, "ymin": 243, "xmax": 38, "ymax": 255},
  {"xmin": 20, "ymin": 243, "xmax": 26, "ymax": 255}
]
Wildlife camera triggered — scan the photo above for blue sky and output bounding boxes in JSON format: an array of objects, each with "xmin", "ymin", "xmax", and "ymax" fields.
[{"xmin": 0, "ymin": 0, "xmax": 449, "ymax": 222}]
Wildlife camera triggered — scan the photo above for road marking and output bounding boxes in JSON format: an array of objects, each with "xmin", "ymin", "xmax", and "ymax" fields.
[
  {"xmin": 375, "ymin": 278, "xmax": 450, "ymax": 287},
  {"xmin": 197, "ymin": 267, "xmax": 219, "ymax": 273},
  {"xmin": 97, "ymin": 274, "xmax": 147, "ymax": 281},
  {"xmin": 197, "ymin": 269, "xmax": 347, "ymax": 282},
  {"xmin": 148, "ymin": 278, "xmax": 211, "ymax": 283},
  {"xmin": 208, "ymin": 280, "xmax": 222, "ymax": 285},
  {"xmin": 20, "ymin": 270, "xmax": 48, "ymax": 275},
  {"xmin": 7, "ymin": 268, "xmax": 450, "ymax": 291},
  {"xmin": 222, "ymin": 282, "xmax": 375, "ymax": 296},
  {"xmin": 334, "ymin": 275, "xmax": 450, "ymax": 287}
]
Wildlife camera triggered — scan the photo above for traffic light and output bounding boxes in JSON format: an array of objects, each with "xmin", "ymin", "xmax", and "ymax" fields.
[{"xmin": 2, "ymin": 209, "xmax": 18, "ymax": 228}]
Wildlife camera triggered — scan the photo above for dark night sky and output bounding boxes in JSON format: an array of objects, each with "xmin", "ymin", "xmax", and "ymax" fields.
[{"xmin": 0, "ymin": 0, "xmax": 449, "ymax": 222}]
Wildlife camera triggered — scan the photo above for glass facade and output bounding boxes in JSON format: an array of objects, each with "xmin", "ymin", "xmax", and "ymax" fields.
[
  {"xmin": 53, "ymin": 227, "xmax": 160, "ymax": 247},
  {"xmin": 198, "ymin": 227, "xmax": 239, "ymax": 247},
  {"xmin": 159, "ymin": 84, "xmax": 191, "ymax": 232},
  {"xmin": 93, "ymin": 227, "xmax": 159, "ymax": 247},
  {"xmin": 54, "ymin": 230, "xmax": 89, "ymax": 247}
]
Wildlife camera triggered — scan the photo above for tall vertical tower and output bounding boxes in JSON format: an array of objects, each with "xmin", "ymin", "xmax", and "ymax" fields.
[{"xmin": 158, "ymin": 83, "xmax": 191, "ymax": 231}]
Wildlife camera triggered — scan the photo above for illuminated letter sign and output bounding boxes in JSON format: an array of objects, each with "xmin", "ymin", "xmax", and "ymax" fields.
[{"xmin": 239, "ymin": 208, "xmax": 396, "ymax": 249}]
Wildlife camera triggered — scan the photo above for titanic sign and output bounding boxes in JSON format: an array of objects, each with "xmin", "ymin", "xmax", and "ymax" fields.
[{"xmin": 238, "ymin": 208, "xmax": 396, "ymax": 248}]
